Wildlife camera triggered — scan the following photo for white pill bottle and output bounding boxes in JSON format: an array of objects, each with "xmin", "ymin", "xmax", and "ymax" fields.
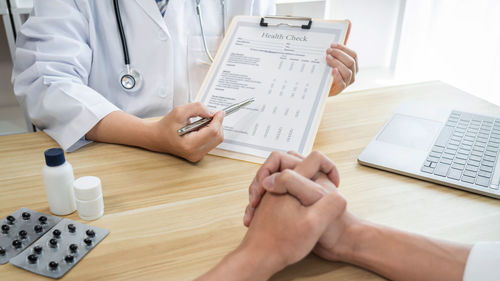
[{"xmin": 42, "ymin": 148, "xmax": 76, "ymax": 215}]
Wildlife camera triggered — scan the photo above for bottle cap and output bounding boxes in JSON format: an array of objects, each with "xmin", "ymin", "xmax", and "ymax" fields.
[
  {"xmin": 74, "ymin": 176, "xmax": 102, "ymax": 201},
  {"xmin": 44, "ymin": 148, "xmax": 66, "ymax": 167}
]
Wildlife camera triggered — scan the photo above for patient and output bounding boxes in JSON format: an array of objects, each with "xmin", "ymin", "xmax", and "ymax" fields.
[{"xmin": 197, "ymin": 151, "xmax": 500, "ymax": 281}]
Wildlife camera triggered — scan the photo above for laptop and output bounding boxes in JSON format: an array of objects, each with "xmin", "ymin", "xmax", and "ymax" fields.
[{"xmin": 358, "ymin": 103, "xmax": 500, "ymax": 199}]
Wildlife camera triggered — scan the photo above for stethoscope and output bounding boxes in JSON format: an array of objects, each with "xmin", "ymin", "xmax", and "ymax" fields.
[
  {"xmin": 196, "ymin": 0, "xmax": 226, "ymax": 63},
  {"xmin": 113, "ymin": 0, "xmax": 226, "ymax": 92}
]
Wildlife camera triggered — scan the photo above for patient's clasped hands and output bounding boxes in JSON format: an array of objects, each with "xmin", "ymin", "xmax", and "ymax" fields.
[
  {"xmin": 244, "ymin": 151, "xmax": 355, "ymax": 269},
  {"xmin": 197, "ymin": 151, "xmax": 470, "ymax": 281}
]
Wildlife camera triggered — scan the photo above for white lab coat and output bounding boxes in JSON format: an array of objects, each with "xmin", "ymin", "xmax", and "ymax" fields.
[
  {"xmin": 12, "ymin": 0, "xmax": 275, "ymax": 151},
  {"xmin": 463, "ymin": 242, "xmax": 500, "ymax": 281}
]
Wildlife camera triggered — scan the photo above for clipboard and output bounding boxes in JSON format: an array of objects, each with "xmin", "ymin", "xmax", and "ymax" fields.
[{"xmin": 196, "ymin": 15, "xmax": 352, "ymax": 164}]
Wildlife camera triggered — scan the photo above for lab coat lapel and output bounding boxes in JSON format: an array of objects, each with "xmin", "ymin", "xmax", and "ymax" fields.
[{"xmin": 133, "ymin": 0, "xmax": 168, "ymax": 33}]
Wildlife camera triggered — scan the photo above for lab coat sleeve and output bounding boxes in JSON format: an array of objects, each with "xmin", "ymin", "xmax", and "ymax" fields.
[
  {"xmin": 252, "ymin": 0, "xmax": 276, "ymax": 16},
  {"xmin": 12, "ymin": 0, "xmax": 120, "ymax": 151},
  {"xmin": 463, "ymin": 241, "xmax": 500, "ymax": 281}
]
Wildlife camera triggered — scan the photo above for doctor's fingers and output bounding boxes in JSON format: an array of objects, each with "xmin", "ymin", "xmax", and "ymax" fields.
[
  {"xmin": 189, "ymin": 111, "xmax": 225, "ymax": 146},
  {"xmin": 330, "ymin": 68, "xmax": 347, "ymax": 96},
  {"xmin": 201, "ymin": 114, "xmax": 227, "ymax": 151},
  {"xmin": 249, "ymin": 151, "xmax": 303, "ymax": 208},
  {"xmin": 262, "ymin": 169, "xmax": 330, "ymax": 206},
  {"xmin": 293, "ymin": 151, "xmax": 340, "ymax": 189},
  {"xmin": 329, "ymin": 43, "xmax": 359, "ymax": 73},
  {"xmin": 173, "ymin": 102, "xmax": 213, "ymax": 123},
  {"xmin": 326, "ymin": 55, "xmax": 354, "ymax": 86},
  {"xmin": 180, "ymin": 112, "xmax": 224, "ymax": 162},
  {"xmin": 196, "ymin": 134, "xmax": 224, "ymax": 159}
]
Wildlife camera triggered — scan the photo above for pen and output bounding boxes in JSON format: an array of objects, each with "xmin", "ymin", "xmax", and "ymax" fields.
[{"xmin": 177, "ymin": 97, "xmax": 255, "ymax": 136}]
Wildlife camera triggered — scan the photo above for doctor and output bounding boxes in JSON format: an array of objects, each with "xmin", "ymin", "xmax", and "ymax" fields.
[{"xmin": 12, "ymin": 0, "xmax": 358, "ymax": 162}]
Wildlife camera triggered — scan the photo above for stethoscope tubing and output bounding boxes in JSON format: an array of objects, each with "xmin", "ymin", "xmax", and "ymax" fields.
[
  {"xmin": 114, "ymin": 0, "xmax": 225, "ymax": 90},
  {"xmin": 196, "ymin": 3, "xmax": 215, "ymax": 63},
  {"xmin": 113, "ymin": 0, "xmax": 130, "ymax": 66}
]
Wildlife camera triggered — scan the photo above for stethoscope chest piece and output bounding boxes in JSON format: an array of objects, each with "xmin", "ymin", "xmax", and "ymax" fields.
[
  {"xmin": 113, "ymin": 0, "xmax": 225, "ymax": 93},
  {"xmin": 114, "ymin": 0, "xmax": 143, "ymax": 93},
  {"xmin": 119, "ymin": 66, "xmax": 142, "ymax": 93}
]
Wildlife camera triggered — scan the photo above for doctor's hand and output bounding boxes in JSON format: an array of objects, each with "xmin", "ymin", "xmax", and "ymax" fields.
[
  {"xmin": 151, "ymin": 102, "xmax": 225, "ymax": 162},
  {"xmin": 326, "ymin": 43, "xmax": 358, "ymax": 96}
]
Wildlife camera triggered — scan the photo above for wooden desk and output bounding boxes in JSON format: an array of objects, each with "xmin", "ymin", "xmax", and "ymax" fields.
[{"xmin": 1, "ymin": 81, "xmax": 500, "ymax": 280}]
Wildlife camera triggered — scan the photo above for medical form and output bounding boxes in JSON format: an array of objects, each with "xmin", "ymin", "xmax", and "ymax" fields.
[{"xmin": 197, "ymin": 16, "xmax": 351, "ymax": 162}]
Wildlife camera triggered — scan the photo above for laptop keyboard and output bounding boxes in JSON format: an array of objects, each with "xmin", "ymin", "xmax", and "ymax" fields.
[{"xmin": 421, "ymin": 110, "xmax": 500, "ymax": 189}]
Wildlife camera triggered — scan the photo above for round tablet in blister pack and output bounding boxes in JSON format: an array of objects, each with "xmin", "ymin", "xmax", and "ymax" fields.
[
  {"xmin": 0, "ymin": 208, "xmax": 61, "ymax": 264},
  {"xmin": 9, "ymin": 218, "xmax": 109, "ymax": 279}
]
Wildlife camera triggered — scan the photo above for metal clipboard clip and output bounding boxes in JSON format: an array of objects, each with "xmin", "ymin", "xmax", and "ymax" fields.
[{"xmin": 259, "ymin": 16, "xmax": 313, "ymax": 30}]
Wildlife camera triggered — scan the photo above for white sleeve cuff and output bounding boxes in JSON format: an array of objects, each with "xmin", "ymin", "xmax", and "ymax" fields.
[
  {"xmin": 463, "ymin": 241, "xmax": 500, "ymax": 281},
  {"xmin": 66, "ymin": 137, "xmax": 93, "ymax": 152},
  {"xmin": 43, "ymin": 101, "xmax": 120, "ymax": 151}
]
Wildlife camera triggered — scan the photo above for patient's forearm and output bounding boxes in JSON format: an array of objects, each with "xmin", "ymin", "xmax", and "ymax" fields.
[
  {"xmin": 85, "ymin": 111, "xmax": 158, "ymax": 150},
  {"xmin": 339, "ymin": 222, "xmax": 471, "ymax": 281},
  {"xmin": 196, "ymin": 244, "xmax": 279, "ymax": 281}
]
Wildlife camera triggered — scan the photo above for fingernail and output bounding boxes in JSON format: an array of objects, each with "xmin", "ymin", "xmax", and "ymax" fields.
[
  {"xmin": 244, "ymin": 211, "xmax": 249, "ymax": 222},
  {"xmin": 262, "ymin": 174, "xmax": 276, "ymax": 190},
  {"xmin": 331, "ymin": 43, "xmax": 338, "ymax": 48},
  {"xmin": 327, "ymin": 48, "xmax": 332, "ymax": 53},
  {"xmin": 327, "ymin": 54, "xmax": 334, "ymax": 60}
]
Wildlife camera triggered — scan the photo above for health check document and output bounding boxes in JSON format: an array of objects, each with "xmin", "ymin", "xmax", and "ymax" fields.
[{"xmin": 197, "ymin": 16, "xmax": 350, "ymax": 162}]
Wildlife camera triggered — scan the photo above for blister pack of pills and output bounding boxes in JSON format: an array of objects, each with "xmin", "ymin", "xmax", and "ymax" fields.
[
  {"xmin": 0, "ymin": 208, "xmax": 61, "ymax": 264},
  {"xmin": 10, "ymin": 218, "xmax": 109, "ymax": 279}
]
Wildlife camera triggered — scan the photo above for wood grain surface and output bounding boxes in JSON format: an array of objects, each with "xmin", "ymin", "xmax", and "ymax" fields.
[{"xmin": 1, "ymin": 81, "xmax": 499, "ymax": 280}]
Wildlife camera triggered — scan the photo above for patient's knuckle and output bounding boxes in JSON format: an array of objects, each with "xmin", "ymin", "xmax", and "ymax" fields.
[
  {"xmin": 333, "ymin": 193, "xmax": 347, "ymax": 213},
  {"xmin": 309, "ymin": 150, "xmax": 323, "ymax": 160},
  {"xmin": 338, "ymin": 194, "xmax": 347, "ymax": 211},
  {"xmin": 269, "ymin": 151, "xmax": 284, "ymax": 161},
  {"xmin": 278, "ymin": 169, "xmax": 294, "ymax": 184},
  {"xmin": 304, "ymin": 213, "xmax": 319, "ymax": 228},
  {"xmin": 270, "ymin": 151, "xmax": 281, "ymax": 158}
]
